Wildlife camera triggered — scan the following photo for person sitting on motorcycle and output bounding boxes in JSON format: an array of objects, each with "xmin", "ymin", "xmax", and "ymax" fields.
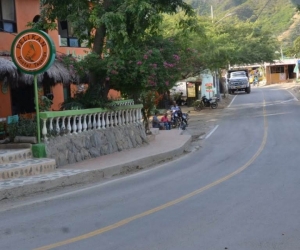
[
  {"xmin": 160, "ymin": 113, "xmax": 171, "ymax": 130},
  {"xmin": 171, "ymin": 101, "xmax": 183, "ymax": 119},
  {"xmin": 171, "ymin": 101, "xmax": 181, "ymax": 112}
]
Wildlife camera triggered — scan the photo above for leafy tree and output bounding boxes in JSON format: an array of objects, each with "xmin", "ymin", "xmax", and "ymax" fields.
[{"xmin": 39, "ymin": 0, "xmax": 193, "ymax": 100}]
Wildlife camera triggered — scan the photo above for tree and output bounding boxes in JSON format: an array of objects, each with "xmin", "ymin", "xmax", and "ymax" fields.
[{"xmin": 39, "ymin": 0, "xmax": 193, "ymax": 100}]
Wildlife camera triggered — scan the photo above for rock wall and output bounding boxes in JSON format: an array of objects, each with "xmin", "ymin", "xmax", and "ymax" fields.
[{"xmin": 46, "ymin": 124, "xmax": 148, "ymax": 167}]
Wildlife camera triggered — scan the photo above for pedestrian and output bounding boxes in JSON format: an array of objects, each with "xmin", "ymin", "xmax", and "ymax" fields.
[
  {"xmin": 161, "ymin": 112, "xmax": 171, "ymax": 130},
  {"xmin": 176, "ymin": 92, "xmax": 183, "ymax": 106},
  {"xmin": 152, "ymin": 111, "xmax": 160, "ymax": 129}
]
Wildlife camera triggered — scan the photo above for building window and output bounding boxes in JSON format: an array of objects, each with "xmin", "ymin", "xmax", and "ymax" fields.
[
  {"xmin": 58, "ymin": 20, "xmax": 88, "ymax": 48},
  {"xmin": 0, "ymin": 0, "xmax": 17, "ymax": 33},
  {"xmin": 271, "ymin": 66, "xmax": 284, "ymax": 74}
]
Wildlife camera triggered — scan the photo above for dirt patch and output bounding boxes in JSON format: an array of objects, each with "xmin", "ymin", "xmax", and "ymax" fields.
[{"xmin": 181, "ymin": 94, "xmax": 234, "ymax": 141}]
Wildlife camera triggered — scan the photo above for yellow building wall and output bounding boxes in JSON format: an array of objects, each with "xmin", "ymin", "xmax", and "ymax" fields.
[{"xmin": 266, "ymin": 66, "xmax": 288, "ymax": 84}]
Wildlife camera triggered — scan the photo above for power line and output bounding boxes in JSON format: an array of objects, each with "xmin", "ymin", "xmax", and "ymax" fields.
[{"xmin": 256, "ymin": 0, "xmax": 272, "ymax": 21}]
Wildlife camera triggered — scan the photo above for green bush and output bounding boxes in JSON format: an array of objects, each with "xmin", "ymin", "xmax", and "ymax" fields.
[{"xmin": 7, "ymin": 118, "xmax": 37, "ymax": 141}]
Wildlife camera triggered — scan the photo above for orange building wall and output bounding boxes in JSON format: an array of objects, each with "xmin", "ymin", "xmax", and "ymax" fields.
[
  {"xmin": 51, "ymin": 84, "xmax": 64, "ymax": 111},
  {"xmin": 0, "ymin": 81, "xmax": 12, "ymax": 118},
  {"xmin": 0, "ymin": 0, "xmax": 121, "ymax": 113},
  {"xmin": 108, "ymin": 89, "xmax": 121, "ymax": 100},
  {"xmin": 0, "ymin": 0, "xmax": 40, "ymax": 51},
  {"xmin": 0, "ymin": 0, "xmax": 89, "ymax": 57}
]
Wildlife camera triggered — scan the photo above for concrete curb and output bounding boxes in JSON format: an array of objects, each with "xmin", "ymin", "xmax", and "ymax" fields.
[{"xmin": 0, "ymin": 135, "xmax": 192, "ymax": 200}]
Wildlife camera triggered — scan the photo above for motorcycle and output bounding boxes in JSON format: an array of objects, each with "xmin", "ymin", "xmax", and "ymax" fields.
[
  {"xmin": 170, "ymin": 110, "xmax": 189, "ymax": 130},
  {"xmin": 194, "ymin": 95, "xmax": 218, "ymax": 111},
  {"xmin": 201, "ymin": 95, "xmax": 218, "ymax": 109}
]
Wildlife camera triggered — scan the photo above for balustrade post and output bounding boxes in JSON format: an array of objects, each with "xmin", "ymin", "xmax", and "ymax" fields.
[
  {"xmin": 42, "ymin": 118, "xmax": 48, "ymax": 141},
  {"xmin": 138, "ymin": 108, "xmax": 142, "ymax": 123},
  {"xmin": 97, "ymin": 113, "xmax": 102, "ymax": 129},
  {"xmin": 93, "ymin": 114, "xmax": 97, "ymax": 129},
  {"xmin": 55, "ymin": 117, "xmax": 60, "ymax": 134},
  {"xmin": 67, "ymin": 116, "xmax": 71, "ymax": 134},
  {"xmin": 102, "ymin": 112, "xmax": 106, "ymax": 129},
  {"xmin": 82, "ymin": 115, "xmax": 87, "ymax": 131},
  {"xmin": 114, "ymin": 111, "xmax": 117, "ymax": 127},
  {"xmin": 133, "ymin": 109, "xmax": 137, "ymax": 123},
  {"xmin": 77, "ymin": 115, "xmax": 83, "ymax": 133},
  {"xmin": 122, "ymin": 110, "xmax": 125, "ymax": 126},
  {"xmin": 106, "ymin": 112, "xmax": 110, "ymax": 128},
  {"xmin": 119, "ymin": 111, "xmax": 121, "ymax": 125},
  {"xmin": 126, "ymin": 109, "xmax": 129, "ymax": 124},
  {"xmin": 110, "ymin": 112, "xmax": 114, "ymax": 127},
  {"xmin": 88, "ymin": 114, "xmax": 92, "ymax": 130},
  {"xmin": 61, "ymin": 116, "xmax": 66, "ymax": 135},
  {"xmin": 72, "ymin": 116, "xmax": 77, "ymax": 134},
  {"xmin": 49, "ymin": 118, "xmax": 54, "ymax": 133}
]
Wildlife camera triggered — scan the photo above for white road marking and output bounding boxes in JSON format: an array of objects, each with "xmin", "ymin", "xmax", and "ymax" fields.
[
  {"xmin": 227, "ymin": 95, "xmax": 237, "ymax": 108},
  {"xmin": 205, "ymin": 125, "xmax": 219, "ymax": 139}
]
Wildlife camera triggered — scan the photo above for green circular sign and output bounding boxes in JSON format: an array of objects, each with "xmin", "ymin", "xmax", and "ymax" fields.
[{"xmin": 11, "ymin": 29, "xmax": 56, "ymax": 75}]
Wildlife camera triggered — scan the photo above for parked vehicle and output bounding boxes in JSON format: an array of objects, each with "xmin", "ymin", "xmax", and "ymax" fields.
[
  {"xmin": 227, "ymin": 69, "xmax": 251, "ymax": 94},
  {"xmin": 194, "ymin": 95, "xmax": 218, "ymax": 111},
  {"xmin": 170, "ymin": 110, "xmax": 189, "ymax": 130}
]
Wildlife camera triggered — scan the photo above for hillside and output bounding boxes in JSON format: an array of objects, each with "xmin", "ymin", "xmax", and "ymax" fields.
[{"xmin": 185, "ymin": 0, "xmax": 298, "ymax": 46}]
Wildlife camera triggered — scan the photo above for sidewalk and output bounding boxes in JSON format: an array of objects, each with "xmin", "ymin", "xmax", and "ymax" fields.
[
  {"xmin": 0, "ymin": 129, "xmax": 192, "ymax": 200},
  {"xmin": 0, "ymin": 95, "xmax": 235, "ymax": 200}
]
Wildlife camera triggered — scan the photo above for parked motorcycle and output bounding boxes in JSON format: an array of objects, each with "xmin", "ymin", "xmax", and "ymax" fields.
[
  {"xmin": 194, "ymin": 95, "xmax": 218, "ymax": 110},
  {"xmin": 170, "ymin": 110, "xmax": 189, "ymax": 130}
]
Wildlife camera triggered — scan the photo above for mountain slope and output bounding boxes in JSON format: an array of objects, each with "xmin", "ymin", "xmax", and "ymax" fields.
[{"xmin": 185, "ymin": 0, "xmax": 297, "ymax": 45}]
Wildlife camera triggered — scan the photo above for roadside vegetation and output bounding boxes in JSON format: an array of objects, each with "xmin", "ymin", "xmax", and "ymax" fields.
[{"xmin": 31, "ymin": 0, "xmax": 300, "ymax": 127}]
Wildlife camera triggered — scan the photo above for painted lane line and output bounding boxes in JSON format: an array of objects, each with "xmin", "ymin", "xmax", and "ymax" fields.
[
  {"xmin": 34, "ymin": 101, "xmax": 268, "ymax": 250},
  {"xmin": 227, "ymin": 95, "xmax": 237, "ymax": 108},
  {"xmin": 286, "ymin": 88, "xmax": 299, "ymax": 101},
  {"xmin": 205, "ymin": 125, "xmax": 219, "ymax": 139}
]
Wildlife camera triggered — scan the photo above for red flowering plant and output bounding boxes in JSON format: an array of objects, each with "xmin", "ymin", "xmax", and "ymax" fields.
[{"xmin": 103, "ymin": 36, "xmax": 183, "ymax": 132}]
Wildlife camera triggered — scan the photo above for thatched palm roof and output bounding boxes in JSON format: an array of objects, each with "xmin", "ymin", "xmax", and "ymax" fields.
[
  {"xmin": 0, "ymin": 57, "xmax": 18, "ymax": 86},
  {"xmin": 0, "ymin": 57, "xmax": 81, "ymax": 88}
]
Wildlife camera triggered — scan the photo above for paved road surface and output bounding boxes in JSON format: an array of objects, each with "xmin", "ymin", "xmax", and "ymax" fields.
[{"xmin": 1, "ymin": 85, "xmax": 300, "ymax": 250}]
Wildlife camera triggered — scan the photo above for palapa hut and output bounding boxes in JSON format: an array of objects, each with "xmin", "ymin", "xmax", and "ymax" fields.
[{"xmin": 0, "ymin": 56, "xmax": 77, "ymax": 118}]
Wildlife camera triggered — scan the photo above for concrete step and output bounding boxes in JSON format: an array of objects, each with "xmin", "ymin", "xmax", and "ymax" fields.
[
  {"xmin": 0, "ymin": 148, "xmax": 32, "ymax": 165},
  {"xmin": 0, "ymin": 158, "xmax": 56, "ymax": 180}
]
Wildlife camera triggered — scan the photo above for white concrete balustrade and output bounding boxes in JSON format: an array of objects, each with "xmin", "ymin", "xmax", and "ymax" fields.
[{"xmin": 39, "ymin": 104, "xmax": 143, "ymax": 141}]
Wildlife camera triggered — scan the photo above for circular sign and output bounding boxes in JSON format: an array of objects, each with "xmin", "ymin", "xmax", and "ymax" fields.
[{"xmin": 11, "ymin": 29, "xmax": 56, "ymax": 74}]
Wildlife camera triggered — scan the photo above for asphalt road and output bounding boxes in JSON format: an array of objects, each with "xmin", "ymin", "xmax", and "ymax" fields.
[{"xmin": 1, "ymin": 85, "xmax": 300, "ymax": 250}]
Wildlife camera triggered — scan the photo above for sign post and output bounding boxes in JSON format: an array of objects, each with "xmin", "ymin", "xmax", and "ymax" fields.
[
  {"xmin": 205, "ymin": 83, "xmax": 213, "ymax": 98},
  {"xmin": 11, "ymin": 29, "xmax": 56, "ymax": 157}
]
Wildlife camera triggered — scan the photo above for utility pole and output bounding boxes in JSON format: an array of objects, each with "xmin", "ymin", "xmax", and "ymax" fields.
[{"xmin": 211, "ymin": 5, "xmax": 214, "ymax": 22}]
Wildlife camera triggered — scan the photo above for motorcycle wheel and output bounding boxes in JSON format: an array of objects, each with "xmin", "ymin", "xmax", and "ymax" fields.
[
  {"xmin": 172, "ymin": 118, "xmax": 179, "ymax": 128},
  {"xmin": 194, "ymin": 105, "xmax": 200, "ymax": 111},
  {"xmin": 211, "ymin": 102, "xmax": 218, "ymax": 109}
]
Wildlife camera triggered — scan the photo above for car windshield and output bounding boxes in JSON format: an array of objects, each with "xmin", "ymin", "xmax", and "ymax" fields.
[{"xmin": 231, "ymin": 72, "xmax": 246, "ymax": 77}]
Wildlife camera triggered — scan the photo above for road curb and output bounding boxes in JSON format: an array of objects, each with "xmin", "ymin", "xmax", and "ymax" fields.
[{"xmin": 0, "ymin": 135, "xmax": 192, "ymax": 200}]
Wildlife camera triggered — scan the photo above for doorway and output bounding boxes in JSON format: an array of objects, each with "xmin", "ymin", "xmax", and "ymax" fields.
[{"xmin": 11, "ymin": 85, "xmax": 35, "ymax": 115}]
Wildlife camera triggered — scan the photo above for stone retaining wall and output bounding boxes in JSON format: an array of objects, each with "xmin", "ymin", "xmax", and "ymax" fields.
[{"xmin": 46, "ymin": 124, "xmax": 148, "ymax": 167}]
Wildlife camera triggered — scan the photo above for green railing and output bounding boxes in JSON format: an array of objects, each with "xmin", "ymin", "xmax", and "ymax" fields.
[{"xmin": 39, "ymin": 104, "xmax": 143, "ymax": 141}]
